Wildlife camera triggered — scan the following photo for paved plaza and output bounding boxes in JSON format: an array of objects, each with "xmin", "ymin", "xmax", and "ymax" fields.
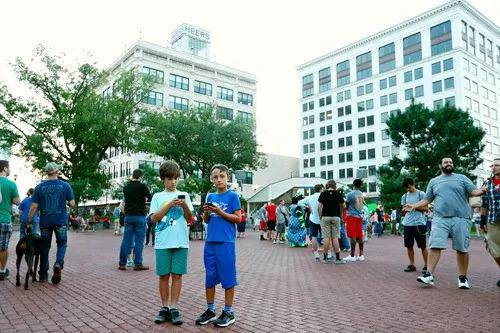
[{"xmin": 1, "ymin": 230, "xmax": 499, "ymax": 333}]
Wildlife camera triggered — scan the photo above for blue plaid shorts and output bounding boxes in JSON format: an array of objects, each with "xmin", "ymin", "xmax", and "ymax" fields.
[{"xmin": 0, "ymin": 223, "xmax": 13, "ymax": 251}]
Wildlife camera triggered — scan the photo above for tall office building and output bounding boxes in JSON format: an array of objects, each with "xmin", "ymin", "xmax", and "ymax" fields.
[
  {"xmin": 297, "ymin": 0, "xmax": 499, "ymax": 196},
  {"xmin": 102, "ymin": 24, "xmax": 256, "ymax": 187}
]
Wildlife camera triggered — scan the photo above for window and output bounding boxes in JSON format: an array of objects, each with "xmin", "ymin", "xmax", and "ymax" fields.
[
  {"xmin": 345, "ymin": 105, "xmax": 352, "ymax": 115},
  {"xmin": 310, "ymin": 158, "xmax": 315, "ymax": 167},
  {"xmin": 405, "ymin": 88, "xmax": 413, "ymax": 100},
  {"xmin": 326, "ymin": 95, "xmax": 332, "ymax": 105},
  {"xmin": 346, "ymin": 152, "xmax": 353, "ymax": 162},
  {"xmin": 358, "ymin": 117, "xmax": 365, "ymax": 128},
  {"xmin": 338, "ymin": 122, "xmax": 344, "ymax": 132},
  {"xmin": 309, "ymin": 129, "xmax": 315, "ymax": 139},
  {"xmin": 346, "ymin": 136, "xmax": 352, "ymax": 146},
  {"xmin": 194, "ymin": 80, "xmax": 212, "ymax": 96},
  {"xmin": 302, "ymin": 74, "xmax": 314, "ymax": 97},
  {"xmin": 303, "ymin": 145, "xmax": 309, "ymax": 154},
  {"xmin": 443, "ymin": 58, "xmax": 453, "ymax": 71},
  {"xmin": 320, "ymin": 171, "xmax": 326, "ymax": 179},
  {"xmin": 309, "ymin": 101, "xmax": 314, "ymax": 110},
  {"xmin": 238, "ymin": 92, "xmax": 253, "ymax": 106},
  {"xmin": 381, "ymin": 112, "xmax": 389, "ymax": 123},
  {"xmin": 168, "ymin": 95, "xmax": 188, "ymax": 110},
  {"xmin": 368, "ymin": 165, "xmax": 377, "ymax": 176},
  {"xmin": 367, "ymin": 115, "xmax": 374, "ymax": 126},
  {"xmin": 357, "ymin": 85, "xmax": 364, "ymax": 97},
  {"xmin": 320, "ymin": 141, "xmax": 326, "ymax": 151},
  {"xmin": 337, "ymin": 60, "xmax": 350, "ymax": 87},
  {"xmin": 382, "ymin": 146, "xmax": 390, "ymax": 157},
  {"xmin": 382, "ymin": 129, "xmax": 390, "ymax": 140},
  {"xmin": 432, "ymin": 61, "xmax": 441, "ymax": 74},
  {"xmin": 415, "ymin": 85, "xmax": 424, "ymax": 97},
  {"xmin": 369, "ymin": 183, "xmax": 377, "ymax": 192},
  {"xmin": 326, "ymin": 110, "xmax": 332, "ymax": 120},
  {"xmin": 367, "ymin": 132, "xmax": 375, "ymax": 142},
  {"xmin": 327, "ymin": 140, "xmax": 333, "ymax": 149},
  {"xmin": 359, "ymin": 150, "xmax": 367, "ymax": 160},
  {"xmin": 433, "ymin": 80, "xmax": 442, "ymax": 93},
  {"xmin": 326, "ymin": 125, "xmax": 332, "ymax": 134},
  {"xmin": 389, "ymin": 93, "xmax": 397, "ymax": 104},
  {"xmin": 403, "ymin": 32, "xmax": 422, "ymax": 65},
  {"xmin": 138, "ymin": 160, "xmax": 161, "ymax": 172},
  {"xmin": 142, "ymin": 66, "xmax": 164, "ymax": 83},
  {"xmin": 358, "ymin": 101, "xmax": 365, "ymax": 112},
  {"xmin": 194, "ymin": 101, "xmax": 209, "ymax": 111},
  {"xmin": 337, "ymin": 92, "xmax": 343, "ymax": 102},
  {"xmin": 379, "ymin": 42, "xmax": 395, "ymax": 73},
  {"xmin": 337, "ymin": 107, "xmax": 344, "ymax": 117},
  {"xmin": 414, "ymin": 67, "xmax": 423, "ymax": 80},
  {"xmin": 339, "ymin": 169, "xmax": 346, "ymax": 179},
  {"xmin": 217, "ymin": 86, "xmax": 234, "ymax": 101},
  {"xmin": 433, "ymin": 99, "xmax": 443, "ymax": 109},
  {"xmin": 431, "ymin": 21, "xmax": 452, "ymax": 56},
  {"xmin": 309, "ymin": 144, "xmax": 315, "ymax": 153},
  {"xmin": 380, "ymin": 95, "xmax": 388, "ymax": 106},
  {"xmin": 319, "ymin": 67, "xmax": 331, "ymax": 92},
  {"xmin": 464, "ymin": 77, "xmax": 471, "ymax": 90},
  {"xmin": 347, "ymin": 168, "xmax": 354, "ymax": 178},
  {"xmin": 344, "ymin": 90, "xmax": 351, "ymax": 100},
  {"xmin": 388, "ymin": 76, "xmax": 396, "ymax": 87},
  {"xmin": 444, "ymin": 77, "xmax": 454, "ymax": 90},
  {"xmin": 359, "ymin": 133, "xmax": 366, "ymax": 144},
  {"xmin": 303, "ymin": 103, "xmax": 308, "ymax": 112},
  {"xmin": 339, "ymin": 153, "xmax": 345, "ymax": 163},
  {"xmin": 365, "ymin": 83, "xmax": 373, "ymax": 94},
  {"xmin": 216, "ymin": 106, "xmax": 233, "ymax": 120},
  {"xmin": 320, "ymin": 127, "xmax": 325, "ymax": 136},
  {"xmin": 169, "ymin": 74, "xmax": 189, "ymax": 90},
  {"xmin": 346, "ymin": 120, "xmax": 352, "ymax": 131},
  {"xmin": 338, "ymin": 137, "xmax": 345, "ymax": 147},
  {"xmin": 404, "ymin": 70, "xmax": 413, "ymax": 83},
  {"xmin": 380, "ymin": 78, "xmax": 387, "ymax": 90},
  {"xmin": 356, "ymin": 52, "xmax": 372, "ymax": 80},
  {"xmin": 319, "ymin": 112, "xmax": 325, "ymax": 122},
  {"xmin": 445, "ymin": 96, "xmax": 455, "ymax": 106},
  {"xmin": 368, "ymin": 148, "xmax": 376, "ymax": 159},
  {"xmin": 237, "ymin": 111, "xmax": 253, "ymax": 124},
  {"xmin": 145, "ymin": 91, "xmax": 163, "ymax": 106},
  {"xmin": 320, "ymin": 98, "xmax": 325, "ymax": 107},
  {"xmin": 366, "ymin": 99, "xmax": 374, "ymax": 110},
  {"xmin": 320, "ymin": 156, "xmax": 326, "ymax": 166}
]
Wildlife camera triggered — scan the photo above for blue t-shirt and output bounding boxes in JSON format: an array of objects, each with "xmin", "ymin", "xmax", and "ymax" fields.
[
  {"xmin": 206, "ymin": 191, "xmax": 241, "ymax": 243},
  {"xmin": 32, "ymin": 179, "xmax": 74, "ymax": 227},
  {"xmin": 18, "ymin": 196, "xmax": 39, "ymax": 224},
  {"xmin": 149, "ymin": 190, "xmax": 193, "ymax": 249},
  {"xmin": 424, "ymin": 173, "xmax": 476, "ymax": 219},
  {"xmin": 346, "ymin": 189, "xmax": 364, "ymax": 218}
]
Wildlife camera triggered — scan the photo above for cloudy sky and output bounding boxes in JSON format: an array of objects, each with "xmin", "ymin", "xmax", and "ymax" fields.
[{"xmin": 1, "ymin": 0, "xmax": 499, "ymax": 193}]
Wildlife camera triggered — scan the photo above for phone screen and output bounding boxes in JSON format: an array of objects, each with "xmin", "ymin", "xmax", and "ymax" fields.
[{"xmin": 178, "ymin": 195, "xmax": 186, "ymax": 200}]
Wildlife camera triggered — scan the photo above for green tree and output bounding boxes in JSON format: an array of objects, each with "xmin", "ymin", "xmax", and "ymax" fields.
[
  {"xmin": 111, "ymin": 165, "xmax": 163, "ymax": 201},
  {"xmin": 136, "ymin": 106, "xmax": 266, "ymax": 202},
  {"xmin": 378, "ymin": 102, "xmax": 485, "ymax": 209},
  {"xmin": 0, "ymin": 46, "xmax": 155, "ymax": 204}
]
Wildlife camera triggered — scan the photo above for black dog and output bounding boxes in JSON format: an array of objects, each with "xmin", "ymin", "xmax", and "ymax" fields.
[{"xmin": 15, "ymin": 227, "xmax": 42, "ymax": 290}]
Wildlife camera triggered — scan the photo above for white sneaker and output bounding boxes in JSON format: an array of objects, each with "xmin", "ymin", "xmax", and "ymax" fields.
[
  {"xmin": 126, "ymin": 259, "xmax": 134, "ymax": 267},
  {"xmin": 356, "ymin": 255, "xmax": 365, "ymax": 261},
  {"xmin": 273, "ymin": 240, "xmax": 277, "ymax": 244},
  {"xmin": 417, "ymin": 273, "xmax": 435, "ymax": 286},
  {"xmin": 342, "ymin": 255, "xmax": 357, "ymax": 262},
  {"xmin": 458, "ymin": 276, "xmax": 470, "ymax": 289}
]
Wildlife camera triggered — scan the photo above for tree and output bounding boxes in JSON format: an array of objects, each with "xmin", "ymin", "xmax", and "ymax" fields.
[
  {"xmin": 136, "ymin": 106, "xmax": 266, "ymax": 202},
  {"xmin": 0, "ymin": 46, "xmax": 155, "ymax": 204},
  {"xmin": 378, "ymin": 102, "xmax": 485, "ymax": 209},
  {"xmin": 111, "ymin": 165, "xmax": 164, "ymax": 201}
]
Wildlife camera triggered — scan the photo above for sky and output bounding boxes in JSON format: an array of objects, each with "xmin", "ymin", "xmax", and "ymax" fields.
[{"xmin": 1, "ymin": 0, "xmax": 499, "ymax": 194}]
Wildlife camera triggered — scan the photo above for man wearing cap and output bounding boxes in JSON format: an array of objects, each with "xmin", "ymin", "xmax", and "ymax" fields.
[{"xmin": 29, "ymin": 162, "xmax": 75, "ymax": 284}]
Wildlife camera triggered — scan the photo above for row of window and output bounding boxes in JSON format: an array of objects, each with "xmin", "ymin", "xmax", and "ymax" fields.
[
  {"xmin": 141, "ymin": 67, "xmax": 254, "ymax": 105},
  {"xmin": 463, "ymin": 58, "xmax": 497, "ymax": 86},
  {"xmin": 302, "ymin": 20, "xmax": 453, "ymax": 97},
  {"xmin": 107, "ymin": 161, "xmax": 132, "ymax": 179},
  {"xmin": 463, "ymin": 77, "xmax": 497, "ymax": 103},
  {"xmin": 461, "ymin": 20, "xmax": 500, "ymax": 68},
  {"xmin": 465, "ymin": 96, "xmax": 498, "ymax": 120},
  {"xmin": 106, "ymin": 146, "xmax": 131, "ymax": 159},
  {"xmin": 306, "ymin": 130, "xmax": 388, "ymax": 152}
]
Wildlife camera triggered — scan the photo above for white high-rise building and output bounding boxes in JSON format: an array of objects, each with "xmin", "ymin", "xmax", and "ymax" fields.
[
  {"xmin": 297, "ymin": 0, "xmax": 500, "ymax": 196},
  {"xmin": 101, "ymin": 24, "xmax": 256, "ymax": 192}
]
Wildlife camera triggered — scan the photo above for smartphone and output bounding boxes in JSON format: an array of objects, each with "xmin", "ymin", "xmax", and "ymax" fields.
[
  {"xmin": 205, "ymin": 202, "xmax": 214, "ymax": 207},
  {"xmin": 177, "ymin": 194, "xmax": 186, "ymax": 200}
]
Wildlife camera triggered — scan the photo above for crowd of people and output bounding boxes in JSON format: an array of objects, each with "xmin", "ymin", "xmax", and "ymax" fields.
[{"xmin": 0, "ymin": 156, "xmax": 499, "ymax": 329}]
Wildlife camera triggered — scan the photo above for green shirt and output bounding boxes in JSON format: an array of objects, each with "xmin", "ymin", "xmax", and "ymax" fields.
[{"xmin": 0, "ymin": 177, "xmax": 19, "ymax": 223}]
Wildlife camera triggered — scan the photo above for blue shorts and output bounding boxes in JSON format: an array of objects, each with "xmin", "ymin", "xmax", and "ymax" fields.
[{"xmin": 204, "ymin": 242, "xmax": 237, "ymax": 289}]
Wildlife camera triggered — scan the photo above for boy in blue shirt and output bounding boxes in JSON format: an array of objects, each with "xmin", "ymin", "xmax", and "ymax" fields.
[
  {"xmin": 149, "ymin": 160, "xmax": 193, "ymax": 326},
  {"xmin": 18, "ymin": 188, "xmax": 40, "ymax": 238},
  {"xmin": 195, "ymin": 164, "xmax": 241, "ymax": 328}
]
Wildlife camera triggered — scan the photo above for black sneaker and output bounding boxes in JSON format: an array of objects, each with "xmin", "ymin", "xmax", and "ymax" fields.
[
  {"xmin": 0, "ymin": 268, "xmax": 9, "ymax": 280},
  {"xmin": 458, "ymin": 276, "xmax": 470, "ymax": 289},
  {"xmin": 213, "ymin": 311, "xmax": 235, "ymax": 328},
  {"xmin": 51, "ymin": 264, "xmax": 62, "ymax": 285},
  {"xmin": 404, "ymin": 265, "xmax": 416, "ymax": 272},
  {"xmin": 195, "ymin": 309, "xmax": 217, "ymax": 325},
  {"xmin": 421, "ymin": 266, "xmax": 428, "ymax": 275},
  {"xmin": 170, "ymin": 308, "xmax": 183, "ymax": 326},
  {"xmin": 260, "ymin": 235, "xmax": 265, "ymax": 241},
  {"xmin": 154, "ymin": 307, "xmax": 170, "ymax": 324}
]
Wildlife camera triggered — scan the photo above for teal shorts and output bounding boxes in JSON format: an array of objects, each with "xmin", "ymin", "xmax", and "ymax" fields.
[{"xmin": 155, "ymin": 248, "xmax": 189, "ymax": 276}]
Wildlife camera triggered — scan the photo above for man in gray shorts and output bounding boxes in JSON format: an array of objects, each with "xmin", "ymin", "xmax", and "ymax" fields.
[{"xmin": 404, "ymin": 157, "xmax": 486, "ymax": 289}]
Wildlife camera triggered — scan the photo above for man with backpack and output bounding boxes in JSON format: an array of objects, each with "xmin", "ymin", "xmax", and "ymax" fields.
[{"xmin": 401, "ymin": 178, "xmax": 428, "ymax": 274}]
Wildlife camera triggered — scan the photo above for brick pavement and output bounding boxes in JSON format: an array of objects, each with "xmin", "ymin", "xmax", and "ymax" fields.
[{"xmin": 1, "ymin": 230, "xmax": 499, "ymax": 333}]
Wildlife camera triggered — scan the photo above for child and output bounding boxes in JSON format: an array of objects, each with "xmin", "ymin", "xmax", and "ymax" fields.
[
  {"xmin": 195, "ymin": 164, "xmax": 241, "ymax": 328},
  {"xmin": 149, "ymin": 160, "xmax": 193, "ymax": 326}
]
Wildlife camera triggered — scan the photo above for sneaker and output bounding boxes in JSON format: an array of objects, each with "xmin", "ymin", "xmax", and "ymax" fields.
[
  {"xmin": 195, "ymin": 309, "xmax": 217, "ymax": 325},
  {"xmin": 260, "ymin": 235, "xmax": 265, "ymax": 241},
  {"xmin": 314, "ymin": 256, "xmax": 320, "ymax": 263},
  {"xmin": 126, "ymin": 259, "xmax": 134, "ymax": 267},
  {"xmin": 421, "ymin": 266, "xmax": 428, "ymax": 275},
  {"xmin": 51, "ymin": 264, "xmax": 62, "ymax": 285},
  {"xmin": 404, "ymin": 265, "xmax": 417, "ymax": 272},
  {"xmin": 343, "ymin": 255, "xmax": 357, "ymax": 262},
  {"xmin": 213, "ymin": 311, "xmax": 235, "ymax": 328},
  {"xmin": 458, "ymin": 276, "xmax": 470, "ymax": 289},
  {"xmin": 417, "ymin": 272, "xmax": 435, "ymax": 286},
  {"xmin": 322, "ymin": 258, "xmax": 332, "ymax": 264},
  {"xmin": 154, "ymin": 307, "xmax": 171, "ymax": 324},
  {"xmin": 356, "ymin": 255, "xmax": 365, "ymax": 261},
  {"xmin": 273, "ymin": 240, "xmax": 277, "ymax": 244},
  {"xmin": 279, "ymin": 241, "xmax": 284, "ymax": 244},
  {"xmin": 133, "ymin": 265, "xmax": 149, "ymax": 271},
  {"xmin": 0, "ymin": 268, "xmax": 9, "ymax": 281},
  {"xmin": 169, "ymin": 308, "xmax": 183, "ymax": 326},
  {"xmin": 118, "ymin": 264, "xmax": 126, "ymax": 271},
  {"xmin": 334, "ymin": 259, "xmax": 346, "ymax": 265}
]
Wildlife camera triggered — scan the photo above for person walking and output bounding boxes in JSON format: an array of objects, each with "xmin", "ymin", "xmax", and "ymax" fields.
[
  {"xmin": 343, "ymin": 179, "xmax": 365, "ymax": 262},
  {"xmin": 0, "ymin": 160, "xmax": 20, "ymax": 281},
  {"xmin": 318, "ymin": 180, "xmax": 345, "ymax": 264},
  {"xmin": 28, "ymin": 162, "xmax": 75, "ymax": 284},
  {"xmin": 405, "ymin": 157, "xmax": 487, "ymax": 289},
  {"xmin": 401, "ymin": 178, "xmax": 428, "ymax": 274},
  {"xmin": 480, "ymin": 157, "xmax": 500, "ymax": 287},
  {"xmin": 118, "ymin": 169, "xmax": 152, "ymax": 271}
]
